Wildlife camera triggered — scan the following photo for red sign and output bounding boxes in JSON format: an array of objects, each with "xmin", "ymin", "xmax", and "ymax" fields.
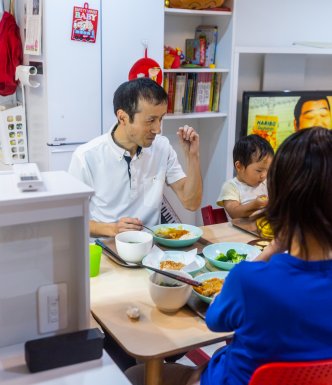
[{"xmin": 71, "ymin": 3, "xmax": 98, "ymax": 43}]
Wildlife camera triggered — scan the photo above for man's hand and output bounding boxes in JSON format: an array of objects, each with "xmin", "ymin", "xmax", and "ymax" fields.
[
  {"xmin": 89, "ymin": 217, "xmax": 143, "ymax": 237},
  {"xmin": 177, "ymin": 125, "xmax": 200, "ymax": 157},
  {"xmin": 115, "ymin": 217, "xmax": 143, "ymax": 234}
]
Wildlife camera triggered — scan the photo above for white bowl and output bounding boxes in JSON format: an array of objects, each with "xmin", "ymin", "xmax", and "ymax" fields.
[
  {"xmin": 149, "ymin": 270, "xmax": 192, "ymax": 313},
  {"xmin": 115, "ymin": 231, "xmax": 153, "ymax": 263}
]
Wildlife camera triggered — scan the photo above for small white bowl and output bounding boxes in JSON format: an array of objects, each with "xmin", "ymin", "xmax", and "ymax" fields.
[
  {"xmin": 149, "ymin": 270, "xmax": 192, "ymax": 313},
  {"xmin": 115, "ymin": 231, "xmax": 153, "ymax": 263}
]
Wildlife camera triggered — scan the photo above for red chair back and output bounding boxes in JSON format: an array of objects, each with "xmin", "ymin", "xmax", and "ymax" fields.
[
  {"xmin": 249, "ymin": 359, "xmax": 332, "ymax": 385},
  {"xmin": 201, "ymin": 205, "xmax": 228, "ymax": 225}
]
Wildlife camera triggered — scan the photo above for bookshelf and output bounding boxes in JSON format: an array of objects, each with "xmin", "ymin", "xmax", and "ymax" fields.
[
  {"xmin": 163, "ymin": 5, "xmax": 233, "ymax": 118},
  {"xmin": 162, "ymin": 1, "xmax": 235, "ymax": 224}
]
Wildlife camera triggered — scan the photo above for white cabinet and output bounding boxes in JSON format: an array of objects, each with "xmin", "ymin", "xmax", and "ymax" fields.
[
  {"xmin": 162, "ymin": 3, "xmax": 235, "ymax": 224},
  {"xmin": 0, "ymin": 171, "xmax": 93, "ymax": 347}
]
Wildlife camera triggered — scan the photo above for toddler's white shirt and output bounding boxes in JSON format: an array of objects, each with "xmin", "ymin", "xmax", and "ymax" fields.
[{"xmin": 217, "ymin": 177, "xmax": 267, "ymax": 206}]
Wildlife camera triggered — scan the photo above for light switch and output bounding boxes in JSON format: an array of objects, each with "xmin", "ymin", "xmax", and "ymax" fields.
[{"xmin": 37, "ymin": 283, "xmax": 68, "ymax": 334}]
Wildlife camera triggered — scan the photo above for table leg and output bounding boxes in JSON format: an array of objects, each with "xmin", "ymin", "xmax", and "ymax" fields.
[{"xmin": 144, "ymin": 358, "xmax": 163, "ymax": 385}]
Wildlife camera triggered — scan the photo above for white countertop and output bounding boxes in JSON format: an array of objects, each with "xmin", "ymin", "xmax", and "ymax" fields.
[{"xmin": 0, "ymin": 343, "xmax": 132, "ymax": 385}]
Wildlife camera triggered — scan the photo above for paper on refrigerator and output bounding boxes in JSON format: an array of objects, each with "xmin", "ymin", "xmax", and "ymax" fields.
[{"xmin": 24, "ymin": 0, "xmax": 42, "ymax": 55}]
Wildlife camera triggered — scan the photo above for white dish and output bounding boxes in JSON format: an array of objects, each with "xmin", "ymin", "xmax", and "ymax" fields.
[
  {"xmin": 142, "ymin": 250, "xmax": 205, "ymax": 276},
  {"xmin": 149, "ymin": 270, "xmax": 193, "ymax": 313},
  {"xmin": 115, "ymin": 231, "xmax": 153, "ymax": 263}
]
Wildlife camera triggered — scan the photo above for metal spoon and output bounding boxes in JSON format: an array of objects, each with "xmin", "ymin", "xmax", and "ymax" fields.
[{"xmin": 142, "ymin": 225, "xmax": 170, "ymax": 239}]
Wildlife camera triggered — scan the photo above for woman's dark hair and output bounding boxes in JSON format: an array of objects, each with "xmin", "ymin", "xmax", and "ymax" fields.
[
  {"xmin": 266, "ymin": 127, "xmax": 332, "ymax": 259},
  {"xmin": 113, "ymin": 78, "xmax": 168, "ymax": 123},
  {"xmin": 233, "ymin": 134, "xmax": 274, "ymax": 167}
]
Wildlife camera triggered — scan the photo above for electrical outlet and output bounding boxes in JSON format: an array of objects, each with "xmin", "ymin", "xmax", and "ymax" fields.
[{"xmin": 38, "ymin": 283, "xmax": 68, "ymax": 334}]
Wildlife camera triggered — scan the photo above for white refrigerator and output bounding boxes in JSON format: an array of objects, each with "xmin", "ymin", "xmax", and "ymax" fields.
[
  {"xmin": 19, "ymin": 0, "xmax": 164, "ymax": 171},
  {"xmin": 19, "ymin": 0, "xmax": 102, "ymax": 171}
]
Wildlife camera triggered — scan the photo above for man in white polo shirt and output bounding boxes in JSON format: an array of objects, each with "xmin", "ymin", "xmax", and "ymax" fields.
[{"xmin": 69, "ymin": 77, "xmax": 202, "ymax": 237}]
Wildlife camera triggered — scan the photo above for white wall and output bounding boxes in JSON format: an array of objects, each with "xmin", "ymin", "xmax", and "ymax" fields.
[
  {"xmin": 101, "ymin": 0, "xmax": 164, "ymax": 132},
  {"xmin": 235, "ymin": 0, "xmax": 332, "ymax": 47}
]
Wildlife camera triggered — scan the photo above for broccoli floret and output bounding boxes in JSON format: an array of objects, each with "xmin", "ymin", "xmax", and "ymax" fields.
[
  {"xmin": 215, "ymin": 253, "xmax": 228, "ymax": 262},
  {"xmin": 226, "ymin": 249, "xmax": 237, "ymax": 260},
  {"xmin": 216, "ymin": 249, "xmax": 247, "ymax": 263},
  {"xmin": 231, "ymin": 253, "xmax": 247, "ymax": 263}
]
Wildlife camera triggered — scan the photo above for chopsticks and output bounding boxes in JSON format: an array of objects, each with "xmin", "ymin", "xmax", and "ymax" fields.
[
  {"xmin": 95, "ymin": 239, "xmax": 132, "ymax": 266},
  {"xmin": 140, "ymin": 264, "xmax": 202, "ymax": 287},
  {"xmin": 95, "ymin": 238, "xmax": 202, "ymax": 287}
]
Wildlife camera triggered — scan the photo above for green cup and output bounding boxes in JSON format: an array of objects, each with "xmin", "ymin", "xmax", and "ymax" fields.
[{"xmin": 89, "ymin": 243, "xmax": 102, "ymax": 277}]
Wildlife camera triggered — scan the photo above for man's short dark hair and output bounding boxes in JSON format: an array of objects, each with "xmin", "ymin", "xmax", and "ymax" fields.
[
  {"xmin": 113, "ymin": 78, "xmax": 168, "ymax": 123},
  {"xmin": 294, "ymin": 95, "xmax": 330, "ymax": 127},
  {"xmin": 233, "ymin": 134, "xmax": 274, "ymax": 168}
]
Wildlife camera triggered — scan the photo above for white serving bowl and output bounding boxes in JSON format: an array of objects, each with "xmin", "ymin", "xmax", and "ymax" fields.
[
  {"xmin": 149, "ymin": 270, "xmax": 192, "ymax": 313},
  {"xmin": 115, "ymin": 231, "xmax": 153, "ymax": 263}
]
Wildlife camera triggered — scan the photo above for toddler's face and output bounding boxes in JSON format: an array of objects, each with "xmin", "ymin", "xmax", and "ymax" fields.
[{"xmin": 236, "ymin": 155, "xmax": 273, "ymax": 187}]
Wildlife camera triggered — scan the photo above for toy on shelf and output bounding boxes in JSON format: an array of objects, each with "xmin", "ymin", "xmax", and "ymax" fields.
[
  {"xmin": 129, "ymin": 44, "xmax": 162, "ymax": 85},
  {"xmin": 164, "ymin": 46, "xmax": 184, "ymax": 69},
  {"xmin": 165, "ymin": 0, "xmax": 225, "ymax": 9}
]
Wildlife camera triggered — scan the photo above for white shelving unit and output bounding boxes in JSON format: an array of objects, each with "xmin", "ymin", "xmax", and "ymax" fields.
[
  {"xmin": 230, "ymin": 0, "xmax": 332, "ymax": 143},
  {"xmin": 164, "ymin": 112, "xmax": 227, "ymax": 120},
  {"xmin": 164, "ymin": 68, "xmax": 229, "ymax": 73},
  {"xmin": 162, "ymin": 2, "xmax": 235, "ymax": 225}
]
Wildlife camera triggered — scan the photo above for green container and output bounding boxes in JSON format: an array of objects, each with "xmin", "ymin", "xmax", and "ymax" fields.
[{"xmin": 89, "ymin": 244, "xmax": 102, "ymax": 277}]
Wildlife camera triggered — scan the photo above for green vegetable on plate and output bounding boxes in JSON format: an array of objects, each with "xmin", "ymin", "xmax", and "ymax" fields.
[{"xmin": 215, "ymin": 248, "xmax": 247, "ymax": 263}]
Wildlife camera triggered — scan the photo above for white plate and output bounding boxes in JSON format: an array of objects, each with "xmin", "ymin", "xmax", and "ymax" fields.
[{"xmin": 142, "ymin": 250, "xmax": 205, "ymax": 276}]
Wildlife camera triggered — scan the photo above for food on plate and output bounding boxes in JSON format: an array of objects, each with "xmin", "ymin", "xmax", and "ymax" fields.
[
  {"xmin": 194, "ymin": 277, "xmax": 224, "ymax": 298},
  {"xmin": 154, "ymin": 227, "xmax": 195, "ymax": 240},
  {"xmin": 215, "ymin": 248, "xmax": 247, "ymax": 263},
  {"xmin": 256, "ymin": 217, "xmax": 274, "ymax": 240},
  {"xmin": 249, "ymin": 239, "xmax": 270, "ymax": 251},
  {"xmin": 160, "ymin": 260, "xmax": 185, "ymax": 270}
]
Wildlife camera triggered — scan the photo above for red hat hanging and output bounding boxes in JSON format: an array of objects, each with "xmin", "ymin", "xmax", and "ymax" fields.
[{"xmin": 128, "ymin": 45, "xmax": 162, "ymax": 86}]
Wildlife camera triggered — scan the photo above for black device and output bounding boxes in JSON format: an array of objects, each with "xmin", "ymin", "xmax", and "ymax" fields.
[{"xmin": 25, "ymin": 328, "xmax": 104, "ymax": 373}]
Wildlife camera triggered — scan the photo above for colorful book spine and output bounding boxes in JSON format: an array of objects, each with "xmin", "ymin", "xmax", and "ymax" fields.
[
  {"xmin": 173, "ymin": 74, "xmax": 187, "ymax": 113},
  {"xmin": 212, "ymin": 73, "xmax": 222, "ymax": 112},
  {"xmin": 194, "ymin": 73, "xmax": 211, "ymax": 112}
]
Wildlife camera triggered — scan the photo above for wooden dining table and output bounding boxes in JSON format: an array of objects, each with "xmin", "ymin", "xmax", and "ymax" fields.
[{"xmin": 90, "ymin": 222, "xmax": 257, "ymax": 385}]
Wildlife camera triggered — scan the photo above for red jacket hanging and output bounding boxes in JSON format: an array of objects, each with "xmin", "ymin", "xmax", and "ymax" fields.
[{"xmin": 0, "ymin": 11, "xmax": 23, "ymax": 96}]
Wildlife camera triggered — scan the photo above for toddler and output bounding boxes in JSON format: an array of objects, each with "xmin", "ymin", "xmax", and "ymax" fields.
[{"xmin": 217, "ymin": 134, "xmax": 274, "ymax": 219}]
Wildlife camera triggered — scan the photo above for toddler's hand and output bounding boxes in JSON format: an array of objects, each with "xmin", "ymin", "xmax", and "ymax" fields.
[{"xmin": 256, "ymin": 195, "xmax": 268, "ymax": 208}]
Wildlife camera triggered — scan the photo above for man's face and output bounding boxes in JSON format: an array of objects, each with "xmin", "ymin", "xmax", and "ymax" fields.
[
  {"xmin": 296, "ymin": 99, "xmax": 332, "ymax": 130},
  {"xmin": 126, "ymin": 99, "xmax": 167, "ymax": 148}
]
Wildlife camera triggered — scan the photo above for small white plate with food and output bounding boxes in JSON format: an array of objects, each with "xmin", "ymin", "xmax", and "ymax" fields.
[{"xmin": 142, "ymin": 246, "xmax": 205, "ymax": 276}]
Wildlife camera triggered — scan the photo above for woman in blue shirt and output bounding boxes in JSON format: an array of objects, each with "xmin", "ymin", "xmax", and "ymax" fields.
[{"xmin": 126, "ymin": 126, "xmax": 332, "ymax": 385}]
